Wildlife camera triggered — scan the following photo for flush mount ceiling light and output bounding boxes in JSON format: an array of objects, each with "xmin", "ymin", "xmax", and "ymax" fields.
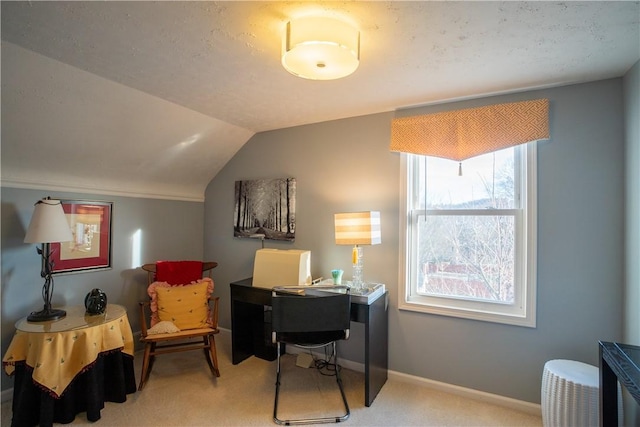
[{"xmin": 282, "ymin": 16, "xmax": 360, "ymax": 80}]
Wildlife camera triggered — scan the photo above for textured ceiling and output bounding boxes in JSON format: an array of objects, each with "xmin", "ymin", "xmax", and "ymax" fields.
[{"xmin": 1, "ymin": 1, "xmax": 639, "ymax": 200}]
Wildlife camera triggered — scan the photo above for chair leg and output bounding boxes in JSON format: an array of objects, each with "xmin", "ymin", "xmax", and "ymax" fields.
[
  {"xmin": 209, "ymin": 335, "xmax": 220, "ymax": 377},
  {"xmin": 333, "ymin": 342, "xmax": 350, "ymax": 421},
  {"xmin": 273, "ymin": 342, "xmax": 283, "ymax": 424},
  {"xmin": 203, "ymin": 335, "xmax": 220, "ymax": 377},
  {"xmin": 273, "ymin": 341, "xmax": 350, "ymax": 425},
  {"xmin": 203, "ymin": 337, "xmax": 213, "ymax": 371},
  {"xmin": 138, "ymin": 342, "xmax": 152, "ymax": 391},
  {"xmin": 148, "ymin": 342, "xmax": 157, "ymax": 375}
]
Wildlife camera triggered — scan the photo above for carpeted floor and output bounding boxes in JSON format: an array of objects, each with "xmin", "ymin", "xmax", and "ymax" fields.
[{"xmin": 1, "ymin": 332, "xmax": 542, "ymax": 426}]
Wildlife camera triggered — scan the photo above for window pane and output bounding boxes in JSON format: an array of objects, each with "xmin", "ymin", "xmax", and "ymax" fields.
[
  {"xmin": 403, "ymin": 144, "xmax": 536, "ymax": 327},
  {"xmin": 416, "ymin": 214, "xmax": 515, "ymax": 303},
  {"xmin": 419, "ymin": 149, "xmax": 515, "ymax": 209}
]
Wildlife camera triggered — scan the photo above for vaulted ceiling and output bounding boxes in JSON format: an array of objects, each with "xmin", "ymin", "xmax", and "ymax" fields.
[{"xmin": 2, "ymin": 1, "xmax": 639, "ymax": 201}]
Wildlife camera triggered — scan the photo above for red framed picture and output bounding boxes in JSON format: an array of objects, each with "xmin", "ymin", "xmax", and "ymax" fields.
[{"xmin": 51, "ymin": 200, "xmax": 113, "ymax": 274}]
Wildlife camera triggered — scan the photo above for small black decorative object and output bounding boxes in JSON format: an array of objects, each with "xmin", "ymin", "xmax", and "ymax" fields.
[{"xmin": 85, "ymin": 288, "xmax": 107, "ymax": 315}]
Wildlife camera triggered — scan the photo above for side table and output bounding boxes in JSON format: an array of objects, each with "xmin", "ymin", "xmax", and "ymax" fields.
[
  {"xmin": 3, "ymin": 304, "xmax": 136, "ymax": 426},
  {"xmin": 599, "ymin": 341, "xmax": 640, "ymax": 426}
]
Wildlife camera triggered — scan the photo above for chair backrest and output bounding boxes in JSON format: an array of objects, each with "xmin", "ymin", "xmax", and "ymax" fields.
[
  {"xmin": 141, "ymin": 261, "xmax": 219, "ymax": 333},
  {"xmin": 271, "ymin": 287, "xmax": 351, "ymax": 340}
]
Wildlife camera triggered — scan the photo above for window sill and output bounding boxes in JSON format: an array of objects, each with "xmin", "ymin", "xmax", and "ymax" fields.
[{"xmin": 398, "ymin": 299, "xmax": 536, "ymax": 328}]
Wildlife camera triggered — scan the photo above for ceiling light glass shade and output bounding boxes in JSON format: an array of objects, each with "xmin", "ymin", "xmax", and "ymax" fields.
[
  {"xmin": 282, "ymin": 16, "xmax": 360, "ymax": 80},
  {"xmin": 24, "ymin": 199, "xmax": 73, "ymax": 244}
]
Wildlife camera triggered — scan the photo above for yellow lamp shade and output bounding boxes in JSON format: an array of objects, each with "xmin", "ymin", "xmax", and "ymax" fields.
[{"xmin": 334, "ymin": 211, "xmax": 381, "ymax": 246}]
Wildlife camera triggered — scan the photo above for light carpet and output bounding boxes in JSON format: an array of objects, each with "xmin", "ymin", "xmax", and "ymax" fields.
[{"xmin": 1, "ymin": 332, "xmax": 542, "ymax": 426}]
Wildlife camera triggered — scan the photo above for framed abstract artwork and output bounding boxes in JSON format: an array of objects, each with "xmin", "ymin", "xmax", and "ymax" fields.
[{"xmin": 51, "ymin": 200, "xmax": 113, "ymax": 274}]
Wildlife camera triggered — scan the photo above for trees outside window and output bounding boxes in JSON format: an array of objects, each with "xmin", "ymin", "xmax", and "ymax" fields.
[{"xmin": 400, "ymin": 144, "xmax": 537, "ymax": 327}]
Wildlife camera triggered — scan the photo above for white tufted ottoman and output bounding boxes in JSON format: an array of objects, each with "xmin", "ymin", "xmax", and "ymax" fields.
[{"xmin": 541, "ymin": 359, "xmax": 622, "ymax": 427}]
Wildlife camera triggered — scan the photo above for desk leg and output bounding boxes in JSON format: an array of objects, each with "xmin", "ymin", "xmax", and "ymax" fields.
[
  {"xmin": 231, "ymin": 300, "xmax": 258, "ymax": 364},
  {"xmin": 364, "ymin": 293, "xmax": 388, "ymax": 407},
  {"xmin": 231, "ymin": 300, "xmax": 278, "ymax": 364},
  {"xmin": 600, "ymin": 345, "xmax": 618, "ymax": 427}
]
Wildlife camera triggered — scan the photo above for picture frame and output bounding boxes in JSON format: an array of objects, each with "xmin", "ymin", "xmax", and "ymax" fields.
[
  {"xmin": 51, "ymin": 200, "xmax": 113, "ymax": 274},
  {"xmin": 234, "ymin": 178, "xmax": 296, "ymax": 242}
]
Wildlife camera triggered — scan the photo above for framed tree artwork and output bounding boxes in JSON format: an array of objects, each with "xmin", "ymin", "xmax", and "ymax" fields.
[{"xmin": 234, "ymin": 178, "xmax": 296, "ymax": 242}]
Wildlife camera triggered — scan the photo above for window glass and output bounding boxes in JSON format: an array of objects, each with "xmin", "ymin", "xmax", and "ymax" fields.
[
  {"xmin": 400, "ymin": 144, "xmax": 536, "ymax": 327},
  {"xmin": 423, "ymin": 149, "xmax": 515, "ymax": 209},
  {"xmin": 416, "ymin": 214, "xmax": 515, "ymax": 303}
]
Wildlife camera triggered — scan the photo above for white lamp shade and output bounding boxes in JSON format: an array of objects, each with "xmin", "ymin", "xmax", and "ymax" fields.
[
  {"xmin": 282, "ymin": 16, "xmax": 360, "ymax": 80},
  {"xmin": 24, "ymin": 199, "xmax": 73, "ymax": 243},
  {"xmin": 334, "ymin": 211, "xmax": 381, "ymax": 245}
]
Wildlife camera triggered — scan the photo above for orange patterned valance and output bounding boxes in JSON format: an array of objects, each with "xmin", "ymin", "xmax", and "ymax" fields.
[{"xmin": 390, "ymin": 99, "xmax": 550, "ymax": 161}]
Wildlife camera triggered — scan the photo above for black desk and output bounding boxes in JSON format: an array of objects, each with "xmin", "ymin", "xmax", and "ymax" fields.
[
  {"xmin": 599, "ymin": 341, "xmax": 640, "ymax": 426},
  {"xmin": 230, "ymin": 278, "xmax": 389, "ymax": 407}
]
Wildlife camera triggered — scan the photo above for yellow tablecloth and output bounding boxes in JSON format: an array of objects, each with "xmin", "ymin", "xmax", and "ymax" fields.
[{"xmin": 3, "ymin": 306, "xmax": 134, "ymax": 398}]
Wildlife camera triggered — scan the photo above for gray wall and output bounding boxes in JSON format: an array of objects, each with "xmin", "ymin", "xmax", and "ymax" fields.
[
  {"xmin": 624, "ymin": 59, "xmax": 640, "ymax": 346},
  {"xmin": 623, "ymin": 59, "xmax": 640, "ymax": 424},
  {"xmin": 1, "ymin": 76, "xmax": 631, "ymax": 405},
  {"xmin": 204, "ymin": 78, "xmax": 626, "ymax": 404},
  {"xmin": 1, "ymin": 187, "xmax": 205, "ymax": 392}
]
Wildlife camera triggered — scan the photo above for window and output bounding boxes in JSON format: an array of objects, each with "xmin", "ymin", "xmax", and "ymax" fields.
[{"xmin": 399, "ymin": 144, "xmax": 537, "ymax": 327}]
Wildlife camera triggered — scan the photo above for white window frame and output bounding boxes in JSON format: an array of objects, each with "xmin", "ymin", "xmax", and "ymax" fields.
[{"xmin": 398, "ymin": 143, "xmax": 537, "ymax": 328}]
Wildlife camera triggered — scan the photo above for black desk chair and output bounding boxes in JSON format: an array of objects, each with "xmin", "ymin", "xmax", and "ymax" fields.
[{"xmin": 271, "ymin": 286, "xmax": 351, "ymax": 425}]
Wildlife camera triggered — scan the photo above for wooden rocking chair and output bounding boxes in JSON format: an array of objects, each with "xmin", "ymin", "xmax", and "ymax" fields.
[{"xmin": 138, "ymin": 261, "xmax": 220, "ymax": 390}]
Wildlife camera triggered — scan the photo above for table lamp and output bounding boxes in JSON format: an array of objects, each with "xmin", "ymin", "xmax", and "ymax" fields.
[
  {"xmin": 334, "ymin": 211, "xmax": 381, "ymax": 290},
  {"xmin": 24, "ymin": 198, "xmax": 73, "ymax": 321}
]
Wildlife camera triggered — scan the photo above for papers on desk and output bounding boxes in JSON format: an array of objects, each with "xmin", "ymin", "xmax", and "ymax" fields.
[{"xmin": 275, "ymin": 280, "xmax": 385, "ymax": 304}]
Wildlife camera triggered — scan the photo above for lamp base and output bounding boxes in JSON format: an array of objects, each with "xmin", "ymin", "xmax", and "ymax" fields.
[
  {"xmin": 351, "ymin": 245, "xmax": 364, "ymax": 290},
  {"xmin": 27, "ymin": 307, "xmax": 66, "ymax": 322}
]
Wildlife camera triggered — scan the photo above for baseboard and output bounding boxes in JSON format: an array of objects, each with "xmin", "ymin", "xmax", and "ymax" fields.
[
  {"xmin": 387, "ymin": 370, "xmax": 541, "ymax": 416},
  {"xmin": 285, "ymin": 346, "xmax": 539, "ymax": 415}
]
